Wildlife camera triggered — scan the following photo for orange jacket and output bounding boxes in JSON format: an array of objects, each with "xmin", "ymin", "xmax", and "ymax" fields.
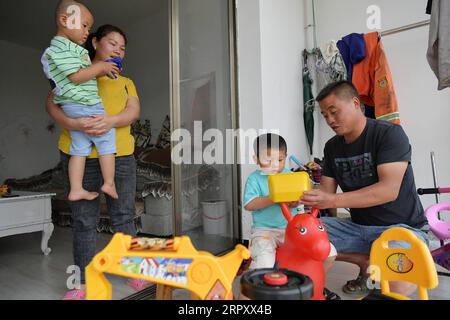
[{"xmin": 352, "ymin": 32, "xmax": 400, "ymax": 124}]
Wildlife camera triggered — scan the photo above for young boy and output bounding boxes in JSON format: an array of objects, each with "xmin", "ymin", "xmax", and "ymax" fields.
[
  {"xmin": 244, "ymin": 133, "xmax": 337, "ymax": 269},
  {"xmin": 41, "ymin": 0, "xmax": 120, "ymax": 201},
  {"xmin": 243, "ymin": 133, "xmax": 300, "ymax": 269}
]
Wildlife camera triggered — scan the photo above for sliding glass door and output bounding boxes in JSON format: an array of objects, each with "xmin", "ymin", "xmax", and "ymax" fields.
[{"xmin": 170, "ymin": 0, "xmax": 239, "ymax": 253}]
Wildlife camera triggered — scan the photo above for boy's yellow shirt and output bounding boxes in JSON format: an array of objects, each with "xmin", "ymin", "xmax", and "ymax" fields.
[{"xmin": 58, "ymin": 75, "xmax": 138, "ymax": 158}]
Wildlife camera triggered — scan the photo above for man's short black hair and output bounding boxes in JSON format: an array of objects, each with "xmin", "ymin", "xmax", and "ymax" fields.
[
  {"xmin": 316, "ymin": 80, "xmax": 360, "ymax": 102},
  {"xmin": 253, "ymin": 133, "xmax": 287, "ymax": 157}
]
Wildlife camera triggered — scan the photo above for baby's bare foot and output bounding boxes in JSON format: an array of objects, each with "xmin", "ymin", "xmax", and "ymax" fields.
[
  {"xmin": 68, "ymin": 190, "xmax": 99, "ymax": 202},
  {"xmin": 101, "ymin": 183, "xmax": 118, "ymax": 199}
]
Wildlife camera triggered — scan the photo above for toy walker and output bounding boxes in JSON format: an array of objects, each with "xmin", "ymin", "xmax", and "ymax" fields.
[
  {"xmin": 86, "ymin": 233, "xmax": 250, "ymax": 300},
  {"xmin": 417, "ymin": 151, "xmax": 450, "ymax": 277}
]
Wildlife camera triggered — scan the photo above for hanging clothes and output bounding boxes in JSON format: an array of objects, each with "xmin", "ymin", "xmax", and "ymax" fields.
[
  {"xmin": 364, "ymin": 105, "xmax": 376, "ymax": 120},
  {"xmin": 352, "ymin": 32, "xmax": 400, "ymax": 124},
  {"xmin": 427, "ymin": 0, "xmax": 450, "ymax": 90},
  {"xmin": 302, "ymin": 50, "xmax": 315, "ymax": 155},
  {"xmin": 301, "ymin": 46, "xmax": 348, "ymax": 155},
  {"xmin": 336, "ymin": 33, "xmax": 366, "ymax": 81},
  {"xmin": 426, "ymin": 0, "xmax": 433, "ymax": 14},
  {"xmin": 320, "ymin": 40, "xmax": 340, "ymax": 64},
  {"xmin": 314, "ymin": 48, "xmax": 347, "ymax": 94}
]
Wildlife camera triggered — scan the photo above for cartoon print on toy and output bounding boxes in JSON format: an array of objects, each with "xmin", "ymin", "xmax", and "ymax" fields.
[
  {"xmin": 164, "ymin": 258, "xmax": 190, "ymax": 283},
  {"xmin": 121, "ymin": 257, "xmax": 140, "ymax": 273},
  {"xmin": 130, "ymin": 237, "xmax": 174, "ymax": 250},
  {"xmin": 120, "ymin": 257, "xmax": 192, "ymax": 285},
  {"xmin": 386, "ymin": 253, "xmax": 413, "ymax": 274}
]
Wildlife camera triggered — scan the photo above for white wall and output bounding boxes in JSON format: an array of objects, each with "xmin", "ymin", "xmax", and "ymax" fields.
[
  {"xmin": 259, "ymin": 0, "xmax": 308, "ymax": 160},
  {"xmin": 237, "ymin": 0, "xmax": 307, "ymax": 239},
  {"xmin": 0, "ymin": 39, "xmax": 61, "ymax": 183},
  {"xmin": 311, "ymin": 0, "xmax": 450, "ymax": 210},
  {"xmin": 236, "ymin": 0, "xmax": 264, "ymax": 240}
]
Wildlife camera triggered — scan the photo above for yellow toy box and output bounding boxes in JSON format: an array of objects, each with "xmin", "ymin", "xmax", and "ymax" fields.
[{"xmin": 268, "ymin": 171, "xmax": 311, "ymax": 203}]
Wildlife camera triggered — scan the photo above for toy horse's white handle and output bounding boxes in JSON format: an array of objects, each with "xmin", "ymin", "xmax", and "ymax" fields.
[{"xmin": 280, "ymin": 204, "xmax": 320, "ymax": 221}]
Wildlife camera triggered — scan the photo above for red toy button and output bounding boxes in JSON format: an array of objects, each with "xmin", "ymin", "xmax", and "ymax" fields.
[{"xmin": 263, "ymin": 272, "xmax": 288, "ymax": 286}]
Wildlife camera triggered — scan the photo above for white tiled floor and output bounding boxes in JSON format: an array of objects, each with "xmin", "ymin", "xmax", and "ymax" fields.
[
  {"xmin": 0, "ymin": 226, "xmax": 449, "ymax": 300},
  {"xmin": 170, "ymin": 261, "xmax": 450, "ymax": 300},
  {"xmin": 0, "ymin": 226, "xmax": 135, "ymax": 300}
]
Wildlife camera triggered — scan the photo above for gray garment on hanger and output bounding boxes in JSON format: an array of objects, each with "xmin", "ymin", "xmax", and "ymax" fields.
[
  {"xmin": 308, "ymin": 50, "xmax": 347, "ymax": 94},
  {"xmin": 427, "ymin": 0, "xmax": 450, "ymax": 90}
]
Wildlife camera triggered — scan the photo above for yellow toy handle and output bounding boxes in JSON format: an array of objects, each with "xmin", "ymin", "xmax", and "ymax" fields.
[
  {"xmin": 130, "ymin": 237, "xmax": 178, "ymax": 251},
  {"xmin": 376, "ymin": 227, "xmax": 424, "ymax": 248}
]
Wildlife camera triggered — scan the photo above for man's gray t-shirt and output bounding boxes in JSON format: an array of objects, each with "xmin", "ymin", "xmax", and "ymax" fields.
[{"xmin": 322, "ymin": 118, "xmax": 427, "ymax": 228}]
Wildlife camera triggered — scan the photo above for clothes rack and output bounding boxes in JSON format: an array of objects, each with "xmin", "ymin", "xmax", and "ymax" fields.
[
  {"xmin": 380, "ymin": 19, "xmax": 430, "ymax": 37},
  {"xmin": 306, "ymin": 0, "xmax": 430, "ymax": 45}
]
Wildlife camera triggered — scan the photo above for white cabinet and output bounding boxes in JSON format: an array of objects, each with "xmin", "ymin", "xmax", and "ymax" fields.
[{"xmin": 0, "ymin": 191, "xmax": 55, "ymax": 255}]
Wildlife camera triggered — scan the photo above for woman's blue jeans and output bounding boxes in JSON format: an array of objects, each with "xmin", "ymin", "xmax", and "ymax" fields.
[{"xmin": 61, "ymin": 152, "xmax": 137, "ymax": 284}]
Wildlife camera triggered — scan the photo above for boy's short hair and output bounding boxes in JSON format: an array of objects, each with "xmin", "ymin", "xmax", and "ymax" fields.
[
  {"xmin": 316, "ymin": 80, "xmax": 360, "ymax": 103},
  {"xmin": 253, "ymin": 133, "xmax": 287, "ymax": 158}
]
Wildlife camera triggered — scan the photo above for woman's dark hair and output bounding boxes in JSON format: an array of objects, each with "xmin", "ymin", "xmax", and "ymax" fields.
[{"xmin": 85, "ymin": 24, "xmax": 128, "ymax": 60}]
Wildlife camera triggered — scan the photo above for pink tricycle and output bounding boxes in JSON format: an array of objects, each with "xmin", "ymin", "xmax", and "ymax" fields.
[{"xmin": 418, "ymin": 187, "xmax": 450, "ymax": 277}]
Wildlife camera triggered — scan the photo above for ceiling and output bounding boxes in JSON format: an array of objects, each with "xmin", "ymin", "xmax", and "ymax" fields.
[{"xmin": 0, "ymin": 0, "xmax": 165, "ymax": 50}]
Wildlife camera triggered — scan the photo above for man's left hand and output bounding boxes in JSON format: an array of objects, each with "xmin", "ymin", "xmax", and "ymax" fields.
[{"xmin": 300, "ymin": 189, "xmax": 336, "ymax": 210}]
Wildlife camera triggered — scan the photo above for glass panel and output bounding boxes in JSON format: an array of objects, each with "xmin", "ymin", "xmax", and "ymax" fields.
[
  {"xmin": 176, "ymin": 0, "xmax": 235, "ymax": 253},
  {"xmin": 129, "ymin": 1, "xmax": 173, "ymax": 239}
]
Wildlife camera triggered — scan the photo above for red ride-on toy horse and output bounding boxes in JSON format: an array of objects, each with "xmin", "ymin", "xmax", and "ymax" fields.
[{"xmin": 269, "ymin": 172, "xmax": 331, "ymax": 300}]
